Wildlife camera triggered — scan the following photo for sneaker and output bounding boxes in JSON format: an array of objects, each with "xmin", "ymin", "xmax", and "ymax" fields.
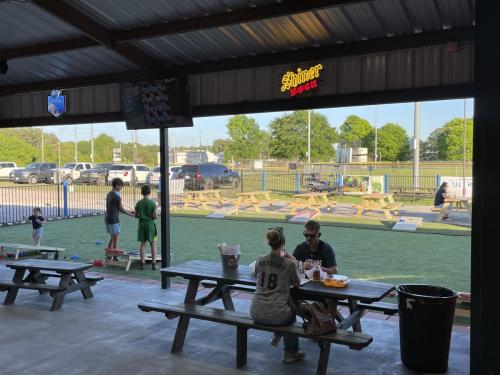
[
  {"xmin": 282, "ymin": 351, "xmax": 306, "ymax": 364},
  {"xmin": 270, "ymin": 334, "xmax": 282, "ymax": 347}
]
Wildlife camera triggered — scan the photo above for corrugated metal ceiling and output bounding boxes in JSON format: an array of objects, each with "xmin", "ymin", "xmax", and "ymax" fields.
[{"xmin": 0, "ymin": 0, "xmax": 475, "ymax": 86}]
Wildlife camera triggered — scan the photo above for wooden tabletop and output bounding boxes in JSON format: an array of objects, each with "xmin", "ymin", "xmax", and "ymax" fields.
[
  {"xmin": 0, "ymin": 243, "xmax": 65, "ymax": 251},
  {"xmin": 237, "ymin": 191, "xmax": 268, "ymax": 196},
  {"xmin": 161, "ymin": 260, "xmax": 394, "ymax": 303},
  {"xmin": 293, "ymin": 192, "xmax": 328, "ymax": 198},
  {"xmin": 5, "ymin": 259, "xmax": 91, "ymax": 272},
  {"xmin": 362, "ymin": 193, "xmax": 392, "ymax": 199},
  {"xmin": 445, "ymin": 197, "xmax": 472, "ymax": 202}
]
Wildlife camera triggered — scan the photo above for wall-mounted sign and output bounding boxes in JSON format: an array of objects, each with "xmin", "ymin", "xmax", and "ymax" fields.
[
  {"xmin": 281, "ymin": 64, "xmax": 323, "ymax": 97},
  {"xmin": 47, "ymin": 89, "xmax": 66, "ymax": 118},
  {"xmin": 112, "ymin": 148, "xmax": 122, "ymax": 162}
]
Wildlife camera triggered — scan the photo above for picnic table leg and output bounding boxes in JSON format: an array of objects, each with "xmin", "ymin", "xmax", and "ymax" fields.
[
  {"xmin": 348, "ymin": 300, "xmax": 362, "ymax": 332},
  {"xmin": 171, "ymin": 279, "xmax": 200, "ymax": 353},
  {"xmin": 54, "ymin": 251, "xmax": 60, "ymax": 260},
  {"xmin": 50, "ymin": 273, "xmax": 71, "ymax": 311},
  {"xmin": 383, "ymin": 209, "xmax": 392, "ymax": 220},
  {"xmin": 317, "ymin": 341, "xmax": 331, "ymax": 375},
  {"xmin": 25, "ymin": 269, "xmax": 47, "ymax": 295},
  {"xmin": 4, "ymin": 269, "xmax": 25, "ymax": 305},
  {"xmin": 220, "ymin": 285, "xmax": 235, "ymax": 311},
  {"xmin": 236, "ymin": 327, "xmax": 248, "ymax": 367},
  {"xmin": 74, "ymin": 271, "xmax": 94, "ymax": 299}
]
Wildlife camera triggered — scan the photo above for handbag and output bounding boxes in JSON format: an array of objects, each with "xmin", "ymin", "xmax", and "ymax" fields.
[{"xmin": 297, "ymin": 302, "xmax": 337, "ymax": 335}]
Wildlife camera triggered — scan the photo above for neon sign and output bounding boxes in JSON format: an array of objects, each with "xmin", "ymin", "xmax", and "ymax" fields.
[{"xmin": 281, "ymin": 64, "xmax": 323, "ymax": 97}]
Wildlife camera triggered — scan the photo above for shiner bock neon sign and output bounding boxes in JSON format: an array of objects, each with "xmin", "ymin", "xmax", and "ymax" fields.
[{"xmin": 281, "ymin": 63, "xmax": 323, "ymax": 97}]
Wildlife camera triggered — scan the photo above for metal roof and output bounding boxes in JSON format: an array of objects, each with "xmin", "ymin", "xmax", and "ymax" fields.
[{"xmin": 0, "ymin": 0, "xmax": 475, "ymax": 91}]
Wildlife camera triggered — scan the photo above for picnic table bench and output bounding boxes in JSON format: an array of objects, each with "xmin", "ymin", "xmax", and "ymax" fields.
[
  {"xmin": 233, "ymin": 191, "xmax": 272, "ymax": 213},
  {"xmin": 0, "ymin": 259, "xmax": 102, "ymax": 310},
  {"xmin": 0, "ymin": 242, "xmax": 65, "ymax": 260},
  {"xmin": 139, "ymin": 260, "xmax": 394, "ymax": 375},
  {"xmin": 354, "ymin": 193, "xmax": 402, "ymax": 220},
  {"xmin": 393, "ymin": 187, "xmax": 435, "ymax": 201}
]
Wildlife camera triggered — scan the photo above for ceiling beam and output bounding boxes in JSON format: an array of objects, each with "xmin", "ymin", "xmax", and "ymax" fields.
[
  {"xmin": 0, "ymin": 27, "xmax": 475, "ymax": 96},
  {"xmin": 31, "ymin": 0, "xmax": 162, "ymax": 72},
  {"xmin": 2, "ymin": 0, "xmax": 367, "ymax": 60},
  {"xmin": 112, "ymin": 0, "xmax": 369, "ymax": 44}
]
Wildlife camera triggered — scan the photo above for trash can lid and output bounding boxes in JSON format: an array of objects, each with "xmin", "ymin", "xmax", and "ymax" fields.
[{"xmin": 396, "ymin": 284, "xmax": 457, "ymax": 299}]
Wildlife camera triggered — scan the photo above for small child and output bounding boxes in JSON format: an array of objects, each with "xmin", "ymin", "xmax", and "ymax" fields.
[
  {"xmin": 28, "ymin": 207, "xmax": 45, "ymax": 246},
  {"xmin": 134, "ymin": 185, "xmax": 157, "ymax": 270}
]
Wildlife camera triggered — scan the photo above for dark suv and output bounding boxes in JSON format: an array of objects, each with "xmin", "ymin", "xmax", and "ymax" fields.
[
  {"xmin": 10, "ymin": 162, "xmax": 57, "ymax": 184},
  {"xmin": 178, "ymin": 163, "xmax": 240, "ymax": 190}
]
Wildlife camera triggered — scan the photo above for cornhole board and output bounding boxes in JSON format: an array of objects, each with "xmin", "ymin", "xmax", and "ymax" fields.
[
  {"xmin": 288, "ymin": 210, "xmax": 319, "ymax": 224},
  {"xmin": 392, "ymin": 216, "xmax": 423, "ymax": 231},
  {"xmin": 105, "ymin": 249, "xmax": 161, "ymax": 272},
  {"xmin": 0, "ymin": 243, "xmax": 65, "ymax": 260},
  {"xmin": 207, "ymin": 208, "xmax": 238, "ymax": 219}
]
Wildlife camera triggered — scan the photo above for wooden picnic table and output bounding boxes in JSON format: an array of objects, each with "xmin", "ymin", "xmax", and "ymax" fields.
[
  {"xmin": 291, "ymin": 192, "xmax": 336, "ymax": 215},
  {"xmin": 0, "ymin": 259, "xmax": 102, "ymax": 310},
  {"xmin": 234, "ymin": 191, "xmax": 272, "ymax": 213},
  {"xmin": 159, "ymin": 260, "xmax": 394, "ymax": 356},
  {"xmin": 0, "ymin": 242, "xmax": 65, "ymax": 260},
  {"xmin": 182, "ymin": 189, "xmax": 223, "ymax": 210},
  {"xmin": 355, "ymin": 193, "xmax": 401, "ymax": 220},
  {"xmin": 445, "ymin": 197, "xmax": 472, "ymax": 211}
]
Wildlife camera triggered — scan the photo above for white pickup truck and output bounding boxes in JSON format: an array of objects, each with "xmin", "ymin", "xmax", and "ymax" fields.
[{"xmin": 50, "ymin": 162, "xmax": 93, "ymax": 184}]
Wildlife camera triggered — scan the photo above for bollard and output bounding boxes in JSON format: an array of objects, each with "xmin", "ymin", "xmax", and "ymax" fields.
[
  {"xmin": 384, "ymin": 174, "xmax": 389, "ymax": 194},
  {"xmin": 295, "ymin": 173, "xmax": 301, "ymax": 193},
  {"xmin": 262, "ymin": 172, "xmax": 267, "ymax": 192},
  {"xmin": 63, "ymin": 179, "xmax": 68, "ymax": 217}
]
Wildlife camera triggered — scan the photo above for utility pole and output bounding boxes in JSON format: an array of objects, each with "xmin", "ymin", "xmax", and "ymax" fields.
[
  {"xmin": 307, "ymin": 109, "xmax": 311, "ymax": 164},
  {"xmin": 133, "ymin": 130, "xmax": 137, "ymax": 163},
  {"xmin": 57, "ymin": 140, "xmax": 61, "ymax": 167},
  {"xmin": 412, "ymin": 102, "xmax": 420, "ymax": 188},
  {"xmin": 374, "ymin": 106, "xmax": 378, "ymax": 162},
  {"xmin": 74, "ymin": 125, "xmax": 78, "ymax": 162},
  {"xmin": 90, "ymin": 123, "xmax": 94, "ymax": 164},
  {"xmin": 463, "ymin": 99, "xmax": 467, "ymax": 197},
  {"xmin": 41, "ymin": 127, "xmax": 45, "ymax": 162}
]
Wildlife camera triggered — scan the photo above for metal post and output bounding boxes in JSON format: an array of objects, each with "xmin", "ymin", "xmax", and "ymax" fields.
[
  {"xmin": 63, "ymin": 179, "xmax": 68, "ymax": 217},
  {"xmin": 307, "ymin": 109, "xmax": 311, "ymax": 164},
  {"xmin": 384, "ymin": 174, "xmax": 389, "ymax": 194},
  {"xmin": 374, "ymin": 106, "xmax": 378, "ymax": 162},
  {"xmin": 91, "ymin": 123, "xmax": 95, "ymax": 164},
  {"xmin": 436, "ymin": 175, "xmax": 441, "ymax": 191},
  {"xmin": 159, "ymin": 128, "xmax": 171, "ymax": 289},
  {"xmin": 295, "ymin": 173, "xmax": 301, "ymax": 194},
  {"xmin": 463, "ymin": 99, "xmax": 467, "ymax": 197},
  {"xmin": 41, "ymin": 127, "xmax": 44, "ymax": 163},
  {"xmin": 413, "ymin": 102, "xmax": 420, "ymax": 188},
  {"xmin": 262, "ymin": 172, "xmax": 267, "ymax": 192},
  {"xmin": 74, "ymin": 125, "xmax": 78, "ymax": 162}
]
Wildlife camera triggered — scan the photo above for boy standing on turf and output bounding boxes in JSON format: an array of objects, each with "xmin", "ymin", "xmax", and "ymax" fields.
[
  {"xmin": 135, "ymin": 184, "xmax": 157, "ymax": 270},
  {"xmin": 28, "ymin": 207, "xmax": 45, "ymax": 246},
  {"xmin": 105, "ymin": 178, "xmax": 134, "ymax": 250}
]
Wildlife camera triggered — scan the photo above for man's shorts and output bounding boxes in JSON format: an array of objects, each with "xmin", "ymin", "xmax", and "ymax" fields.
[{"xmin": 106, "ymin": 223, "xmax": 121, "ymax": 235}]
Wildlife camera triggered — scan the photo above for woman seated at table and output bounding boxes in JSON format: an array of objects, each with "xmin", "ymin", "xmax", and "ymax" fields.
[
  {"xmin": 250, "ymin": 227, "xmax": 304, "ymax": 364},
  {"xmin": 434, "ymin": 181, "xmax": 453, "ymax": 220}
]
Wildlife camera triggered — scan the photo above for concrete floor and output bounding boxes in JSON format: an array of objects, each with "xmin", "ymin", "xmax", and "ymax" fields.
[{"xmin": 0, "ymin": 266, "xmax": 470, "ymax": 375}]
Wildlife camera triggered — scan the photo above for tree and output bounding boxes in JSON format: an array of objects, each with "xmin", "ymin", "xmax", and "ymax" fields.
[
  {"xmin": 421, "ymin": 127, "xmax": 445, "ymax": 161},
  {"xmin": 373, "ymin": 123, "xmax": 410, "ymax": 161},
  {"xmin": 268, "ymin": 110, "xmax": 338, "ymax": 161},
  {"xmin": 225, "ymin": 115, "xmax": 266, "ymax": 160},
  {"xmin": 436, "ymin": 118, "xmax": 473, "ymax": 161},
  {"xmin": 211, "ymin": 138, "xmax": 231, "ymax": 154},
  {"xmin": 339, "ymin": 115, "xmax": 374, "ymax": 148}
]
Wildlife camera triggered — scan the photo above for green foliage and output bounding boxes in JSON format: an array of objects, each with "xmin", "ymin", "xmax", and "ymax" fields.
[
  {"xmin": 268, "ymin": 110, "xmax": 338, "ymax": 162},
  {"xmin": 421, "ymin": 128, "xmax": 445, "ymax": 161},
  {"xmin": 436, "ymin": 118, "xmax": 473, "ymax": 161},
  {"xmin": 210, "ymin": 138, "xmax": 231, "ymax": 154},
  {"xmin": 339, "ymin": 115, "xmax": 374, "ymax": 148},
  {"xmin": 374, "ymin": 123, "xmax": 410, "ymax": 161},
  {"xmin": 225, "ymin": 115, "xmax": 266, "ymax": 160},
  {"xmin": 0, "ymin": 130, "xmax": 38, "ymax": 166}
]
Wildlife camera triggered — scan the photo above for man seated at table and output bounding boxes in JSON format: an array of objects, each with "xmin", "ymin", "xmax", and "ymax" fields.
[{"xmin": 293, "ymin": 220, "xmax": 337, "ymax": 275}]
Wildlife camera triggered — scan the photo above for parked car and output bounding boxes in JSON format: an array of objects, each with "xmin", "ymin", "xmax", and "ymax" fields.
[
  {"xmin": 107, "ymin": 164, "xmax": 151, "ymax": 185},
  {"xmin": 50, "ymin": 162, "xmax": 93, "ymax": 184},
  {"xmin": 0, "ymin": 162, "xmax": 17, "ymax": 180},
  {"xmin": 9, "ymin": 162, "xmax": 57, "ymax": 184},
  {"xmin": 146, "ymin": 166, "xmax": 181, "ymax": 186},
  {"xmin": 177, "ymin": 163, "xmax": 240, "ymax": 190},
  {"xmin": 79, "ymin": 163, "xmax": 114, "ymax": 184}
]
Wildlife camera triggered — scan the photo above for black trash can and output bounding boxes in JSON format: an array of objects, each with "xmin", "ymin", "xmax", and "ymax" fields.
[{"xmin": 396, "ymin": 284, "xmax": 458, "ymax": 373}]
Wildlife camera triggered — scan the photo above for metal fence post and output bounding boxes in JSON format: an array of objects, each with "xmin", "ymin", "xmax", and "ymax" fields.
[
  {"xmin": 384, "ymin": 174, "xmax": 389, "ymax": 194},
  {"xmin": 63, "ymin": 180, "xmax": 68, "ymax": 217},
  {"xmin": 240, "ymin": 170, "xmax": 244, "ymax": 193},
  {"xmin": 436, "ymin": 175, "xmax": 441, "ymax": 190},
  {"xmin": 295, "ymin": 173, "xmax": 301, "ymax": 193},
  {"xmin": 262, "ymin": 171, "xmax": 267, "ymax": 192},
  {"xmin": 337, "ymin": 174, "xmax": 343, "ymax": 193}
]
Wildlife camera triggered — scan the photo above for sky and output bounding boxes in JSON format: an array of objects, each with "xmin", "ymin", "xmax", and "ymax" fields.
[{"xmin": 43, "ymin": 98, "xmax": 474, "ymax": 147}]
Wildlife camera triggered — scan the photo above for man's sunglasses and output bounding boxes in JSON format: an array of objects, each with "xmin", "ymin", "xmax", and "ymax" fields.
[{"xmin": 303, "ymin": 231, "xmax": 320, "ymax": 239}]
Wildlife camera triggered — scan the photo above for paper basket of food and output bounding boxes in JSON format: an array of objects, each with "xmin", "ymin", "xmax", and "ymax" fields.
[{"xmin": 323, "ymin": 274, "xmax": 349, "ymax": 288}]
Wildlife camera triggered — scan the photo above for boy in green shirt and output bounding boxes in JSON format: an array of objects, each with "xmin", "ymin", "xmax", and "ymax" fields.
[{"xmin": 135, "ymin": 184, "xmax": 157, "ymax": 270}]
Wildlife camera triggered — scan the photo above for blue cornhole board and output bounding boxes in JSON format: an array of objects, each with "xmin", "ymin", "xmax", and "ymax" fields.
[{"xmin": 289, "ymin": 210, "xmax": 319, "ymax": 224}]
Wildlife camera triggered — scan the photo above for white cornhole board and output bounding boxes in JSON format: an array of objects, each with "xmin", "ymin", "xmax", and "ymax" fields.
[
  {"xmin": 392, "ymin": 216, "xmax": 423, "ymax": 231},
  {"xmin": 289, "ymin": 210, "xmax": 319, "ymax": 224},
  {"xmin": 207, "ymin": 208, "xmax": 237, "ymax": 219}
]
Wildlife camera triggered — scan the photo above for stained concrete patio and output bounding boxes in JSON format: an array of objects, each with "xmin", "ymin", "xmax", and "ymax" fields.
[{"xmin": 0, "ymin": 266, "xmax": 470, "ymax": 375}]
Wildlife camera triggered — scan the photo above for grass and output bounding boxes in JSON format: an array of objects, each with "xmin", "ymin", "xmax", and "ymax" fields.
[{"xmin": 0, "ymin": 214, "xmax": 471, "ymax": 293}]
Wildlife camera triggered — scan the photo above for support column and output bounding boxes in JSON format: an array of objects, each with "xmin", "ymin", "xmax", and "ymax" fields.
[
  {"xmin": 159, "ymin": 128, "xmax": 171, "ymax": 289},
  {"xmin": 472, "ymin": 3, "xmax": 500, "ymax": 374}
]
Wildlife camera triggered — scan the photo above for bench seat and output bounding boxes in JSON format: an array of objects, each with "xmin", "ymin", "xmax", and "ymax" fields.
[
  {"xmin": 200, "ymin": 280, "xmax": 398, "ymax": 315},
  {"xmin": 139, "ymin": 300, "xmax": 372, "ymax": 375},
  {"xmin": 0, "ymin": 280, "xmax": 66, "ymax": 293},
  {"xmin": 40, "ymin": 271, "xmax": 103, "ymax": 284}
]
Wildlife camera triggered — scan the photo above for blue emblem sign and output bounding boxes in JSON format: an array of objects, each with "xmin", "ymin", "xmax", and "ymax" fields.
[{"xmin": 47, "ymin": 89, "xmax": 66, "ymax": 118}]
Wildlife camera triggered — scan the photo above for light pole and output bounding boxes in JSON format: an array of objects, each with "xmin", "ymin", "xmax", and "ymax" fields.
[
  {"xmin": 307, "ymin": 109, "xmax": 311, "ymax": 164},
  {"xmin": 74, "ymin": 125, "xmax": 78, "ymax": 162},
  {"xmin": 463, "ymin": 99, "xmax": 467, "ymax": 197},
  {"xmin": 41, "ymin": 127, "xmax": 44, "ymax": 162},
  {"xmin": 374, "ymin": 106, "xmax": 377, "ymax": 162},
  {"xmin": 90, "ymin": 123, "xmax": 94, "ymax": 164},
  {"xmin": 413, "ymin": 102, "xmax": 420, "ymax": 188}
]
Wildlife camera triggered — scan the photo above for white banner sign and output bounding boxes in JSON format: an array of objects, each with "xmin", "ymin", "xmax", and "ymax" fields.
[{"xmin": 442, "ymin": 176, "xmax": 473, "ymax": 197}]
